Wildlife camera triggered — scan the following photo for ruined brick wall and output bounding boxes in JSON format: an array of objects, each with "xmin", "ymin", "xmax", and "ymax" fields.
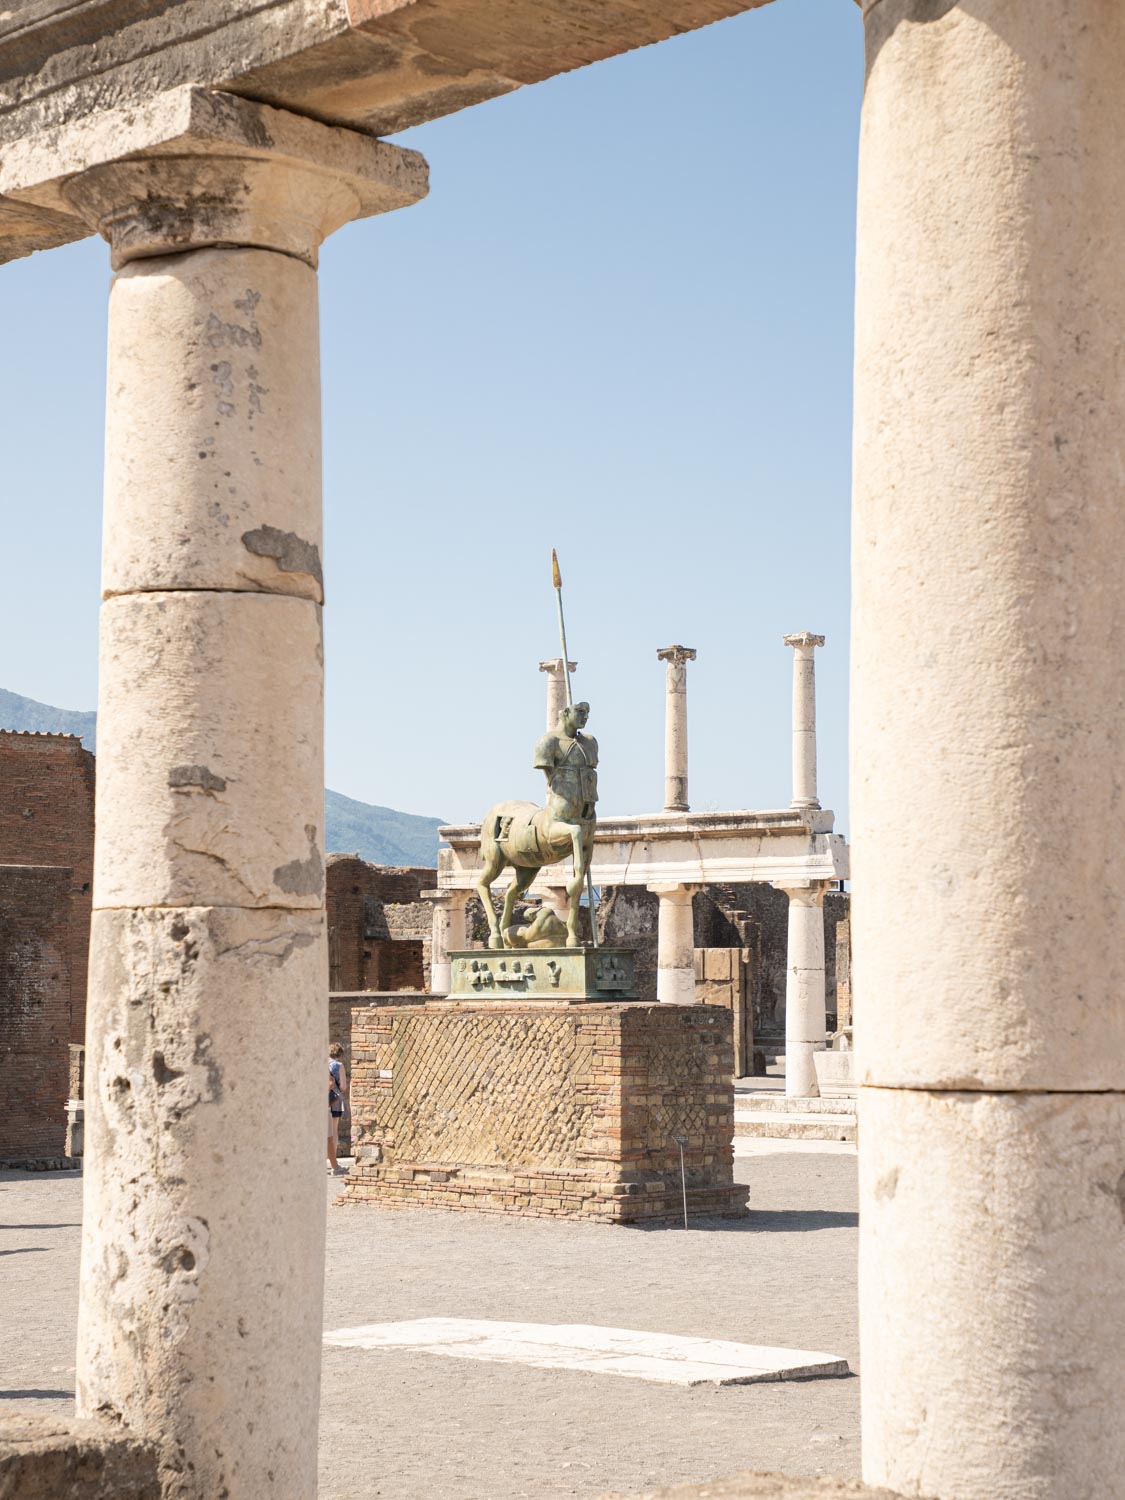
[
  {"xmin": 0, "ymin": 865, "xmax": 71, "ymax": 1160},
  {"xmin": 344, "ymin": 1000, "xmax": 744, "ymax": 1223},
  {"xmin": 325, "ymin": 856, "xmax": 434, "ymax": 992},
  {"xmin": 328, "ymin": 992, "xmax": 429, "ymax": 1157},
  {"xmin": 0, "ymin": 732, "xmax": 95, "ymax": 1044}
]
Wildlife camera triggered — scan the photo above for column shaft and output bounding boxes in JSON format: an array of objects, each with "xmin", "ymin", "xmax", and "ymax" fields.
[
  {"xmin": 652, "ymin": 885, "xmax": 697, "ymax": 1004},
  {"xmin": 783, "ymin": 634, "xmax": 823, "ymax": 811},
  {"xmin": 778, "ymin": 885, "xmax": 826, "ymax": 1098},
  {"xmin": 429, "ymin": 891, "xmax": 469, "ymax": 995},
  {"xmin": 656, "ymin": 646, "xmax": 695, "ymax": 812},
  {"xmin": 60, "ymin": 94, "xmax": 427, "ymax": 1500},
  {"xmin": 82, "ymin": 244, "xmax": 328, "ymax": 1500},
  {"xmin": 854, "ymin": 4, "xmax": 1125, "ymax": 1496}
]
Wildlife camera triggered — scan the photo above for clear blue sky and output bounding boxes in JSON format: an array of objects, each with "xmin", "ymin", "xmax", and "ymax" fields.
[{"xmin": 1, "ymin": 0, "xmax": 862, "ymax": 830}]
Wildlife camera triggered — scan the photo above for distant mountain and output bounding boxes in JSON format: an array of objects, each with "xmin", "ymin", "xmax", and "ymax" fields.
[
  {"xmin": 0, "ymin": 689, "xmax": 98, "ymax": 751},
  {"xmin": 325, "ymin": 789, "xmax": 443, "ymax": 868},
  {"xmin": 0, "ymin": 690, "xmax": 444, "ymax": 868}
]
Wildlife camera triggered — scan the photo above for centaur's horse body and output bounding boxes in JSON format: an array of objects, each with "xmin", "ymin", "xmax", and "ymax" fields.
[{"xmin": 476, "ymin": 702, "xmax": 598, "ymax": 949}]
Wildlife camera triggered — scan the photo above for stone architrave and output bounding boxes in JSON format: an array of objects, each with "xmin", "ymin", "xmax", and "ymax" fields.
[
  {"xmin": 61, "ymin": 88, "xmax": 427, "ymax": 1500},
  {"xmin": 539, "ymin": 658, "xmax": 577, "ymax": 731},
  {"xmin": 657, "ymin": 645, "xmax": 696, "ymax": 813},
  {"xmin": 782, "ymin": 634, "xmax": 824, "ymax": 812},
  {"xmin": 853, "ymin": 2, "xmax": 1125, "ymax": 1496}
]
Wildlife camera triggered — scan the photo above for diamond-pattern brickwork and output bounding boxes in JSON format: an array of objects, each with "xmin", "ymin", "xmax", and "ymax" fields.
[{"xmin": 342, "ymin": 1001, "xmax": 746, "ymax": 1224}]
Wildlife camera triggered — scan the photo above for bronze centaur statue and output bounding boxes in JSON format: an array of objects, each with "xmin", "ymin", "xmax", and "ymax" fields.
[{"xmin": 476, "ymin": 700, "xmax": 598, "ymax": 949}]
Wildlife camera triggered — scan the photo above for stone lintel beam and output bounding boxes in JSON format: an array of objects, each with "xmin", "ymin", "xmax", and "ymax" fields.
[
  {"xmin": 2, "ymin": 86, "xmax": 428, "ymax": 267},
  {"xmin": 0, "ymin": 0, "xmax": 777, "ymax": 257}
]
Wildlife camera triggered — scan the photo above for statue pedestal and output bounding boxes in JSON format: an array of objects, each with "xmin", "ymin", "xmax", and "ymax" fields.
[
  {"xmin": 448, "ymin": 945, "xmax": 638, "ymax": 1003},
  {"xmin": 341, "ymin": 999, "xmax": 746, "ymax": 1225}
]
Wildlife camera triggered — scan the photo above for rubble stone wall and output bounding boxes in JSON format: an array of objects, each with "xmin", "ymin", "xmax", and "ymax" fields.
[{"xmin": 0, "ymin": 864, "xmax": 71, "ymax": 1161}]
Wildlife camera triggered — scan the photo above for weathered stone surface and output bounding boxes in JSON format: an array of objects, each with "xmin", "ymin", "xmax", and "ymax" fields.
[
  {"xmin": 79, "ymin": 906, "xmax": 327, "ymax": 1499},
  {"xmin": 0, "ymin": 1414, "xmax": 159, "ymax": 1499},
  {"xmin": 441, "ymin": 810, "xmax": 849, "ymax": 896},
  {"xmin": 94, "ymin": 591, "xmax": 324, "ymax": 910},
  {"xmin": 859, "ymin": 1087, "xmax": 1125, "ymax": 1500},
  {"xmin": 602, "ymin": 1474, "xmax": 907, "ymax": 1498},
  {"xmin": 102, "ymin": 249, "xmax": 323, "ymax": 601},
  {"xmin": 3, "ymin": 82, "xmax": 429, "ymax": 263},
  {"xmin": 344, "ymin": 1001, "xmax": 744, "ymax": 1223},
  {"xmin": 0, "ymin": 0, "xmax": 775, "ymax": 240},
  {"xmin": 852, "ymin": 0, "xmax": 1125, "ymax": 1097}
]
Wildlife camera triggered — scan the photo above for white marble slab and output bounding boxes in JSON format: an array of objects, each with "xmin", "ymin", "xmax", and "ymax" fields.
[{"xmin": 323, "ymin": 1317, "xmax": 849, "ymax": 1386}]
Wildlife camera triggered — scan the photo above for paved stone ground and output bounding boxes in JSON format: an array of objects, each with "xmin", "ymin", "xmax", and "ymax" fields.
[{"xmin": 0, "ymin": 1147, "xmax": 858, "ymax": 1499}]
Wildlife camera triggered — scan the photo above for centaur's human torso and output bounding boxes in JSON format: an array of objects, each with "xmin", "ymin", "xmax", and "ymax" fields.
[
  {"xmin": 476, "ymin": 700, "xmax": 598, "ymax": 947},
  {"xmin": 489, "ymin": 729, "xmax": 599, "ymax": 869}
]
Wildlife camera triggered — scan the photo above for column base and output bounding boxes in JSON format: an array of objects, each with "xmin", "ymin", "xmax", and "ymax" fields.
[{"xmin": 785, "ymin": 1042, "xmax": 824, "ymax": 1098}]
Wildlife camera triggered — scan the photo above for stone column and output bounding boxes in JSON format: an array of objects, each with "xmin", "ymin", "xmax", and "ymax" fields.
[
  {"xmin": 774, "ymin": 883, "xmax": 828, "ymax": 1099},
  {"xmin": 783, "ymin": 633, "xmax": 824, "ymax": 811},
  {"xmin": 427, "ymin": 889, "xmax": 469, "ymax": 996},
  {"xmin": 656, "ymin": 645, "xmax": 696, "ymax": 813},
  {"xmin": 61, "ymin": 91, "xmax": 426, "ymax": 1499},
  {"xmin": 539, "ymin": 658, "xmax": 577, "ymax": 730},
  {"xmin": 649, "ymin": 884, "xmax": 698, "ymax": 1004},
  {"xmin": 854, "ymin": 5, "xmax": 1125, "ymax": 1498}
]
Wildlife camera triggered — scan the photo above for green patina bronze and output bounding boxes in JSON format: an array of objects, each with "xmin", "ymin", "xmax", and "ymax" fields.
[
  {"xmin": 476, "ymin": 700, "xmax": 599, "ymax": 950},
  {"xmin": 447, "ymin": 945, "xmax": 637, "ymax": 1002}
]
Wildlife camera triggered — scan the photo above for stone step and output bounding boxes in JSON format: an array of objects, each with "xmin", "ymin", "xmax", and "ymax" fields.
[
  {"xmin": 734, "ymin": 1115, "xmax": 857, "ymax": 1143},
  {"xmin": 734, "ymin": 1094, "xmax": 856, "ymax": 1116}
]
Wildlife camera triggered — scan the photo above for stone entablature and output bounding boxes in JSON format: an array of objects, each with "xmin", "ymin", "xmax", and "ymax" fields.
[
  {"xmin": 437, "ymin": 808, "xmax": 849, "ymax": 894},
  {"xmin": 0, "ymin": 0, "xmax": 773, "ymax": 264}
]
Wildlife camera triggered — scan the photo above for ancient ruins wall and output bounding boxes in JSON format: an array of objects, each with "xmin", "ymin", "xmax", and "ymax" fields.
[
  {"xmin": 599, "ymin": 882, "xmax": 848, "ymax": 1034},
  {"xmin": 0, "ymin": 731, "xmax": 94, "ymax": 1042},
  {"xmin": 326, "ymin": 855, "xmax": 434, "ymax": 991},
  {"xmin": 344, "ymin": 1000, "xmax": 743, "ymax": 1222},
  {"xmin": 0, "ymin": 864, "xmax": 71, "ymax": 1161}
]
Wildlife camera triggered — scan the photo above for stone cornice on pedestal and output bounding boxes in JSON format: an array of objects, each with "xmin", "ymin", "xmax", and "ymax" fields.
[
  {"xmin": 539, "ymin": 658, "xmax": 577, "ymax": 674},
  {"xmin": 657, "ymin": 644, "xmax": 697, "ymax": 664},
  {"xmin": 783, "ymin": 632, "xmax": 825, "ymax": 650}
]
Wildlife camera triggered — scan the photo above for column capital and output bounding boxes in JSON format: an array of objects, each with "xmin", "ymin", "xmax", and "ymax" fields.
[
  {"xmin": 773, "ymin": 880, "xmax": 832, "ymax": 907},
  {"xmin": 783, "ymin": 632, "xmax": 825, "ymax": 651},
  {"xmin": 539, "ymin": 658, "xmax": 577, "ymax": 675},
  {"xmin": 58, "ymin": 87, "xmax": 427, "ymax": 269},
  {"xmin": 657, "ymin": 644, "xmax": 697, "ymax": 665},
  {"xmin": 648, "ymin": 882, "xmax": 700, "ymax": 901}
]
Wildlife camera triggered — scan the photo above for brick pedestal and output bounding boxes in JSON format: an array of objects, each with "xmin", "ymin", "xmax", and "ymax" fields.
[{"xmin": 341, "ymin": 1001, "xmax": 746, "ymax": 1224}]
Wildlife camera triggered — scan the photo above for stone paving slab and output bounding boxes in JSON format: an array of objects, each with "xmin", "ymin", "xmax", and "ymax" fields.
[
  {"xmin": 324, "ymin": 1317, "xmax": 850, "ymax": 1385},
  {"xmin": 603, "ymin": 1474, "xmax": 909, "ymax": 1498}
]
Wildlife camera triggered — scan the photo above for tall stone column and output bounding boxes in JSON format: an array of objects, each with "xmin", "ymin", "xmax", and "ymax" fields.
[
  {"xmin": 650, "ymin": 883, "xmax": 698, "ymax": 1004},
  {"xmin": 657, "ymin": 645, "xmax": 696, "ymax": 812},
  {"xmin": 774, "ymin": 883, "xmax": 827, "ymax": 1098},
  {"xmin": 539, "ymin": 658, "xmax": 577, "ymax": 730},
  {"xmin": 61, "ymin": 91, "xmax": 426, "ymax": 1500},
  {"xmin": 783, "ymin": 633, "xmax": 824, "ymax": 811},
  {"xmin": 854, "ymin": 5, "xmax": 1125, "ymax": 1497},
  {"xmin": 427, "ymin": 889, "xmax": 469, "ymax": 996}
]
